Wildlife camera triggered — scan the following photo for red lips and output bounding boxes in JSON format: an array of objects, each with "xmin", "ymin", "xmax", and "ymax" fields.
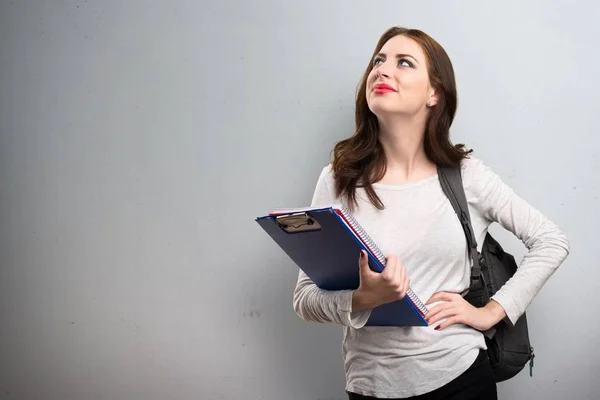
[{"xmin": 373, "ymin": 83, "xmax": 397, "ymax": 94}]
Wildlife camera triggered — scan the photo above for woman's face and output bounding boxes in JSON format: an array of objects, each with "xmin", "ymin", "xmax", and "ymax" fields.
[{"xmin": 366, "ymin": 35, "xmax": 437, "ymax": 118}]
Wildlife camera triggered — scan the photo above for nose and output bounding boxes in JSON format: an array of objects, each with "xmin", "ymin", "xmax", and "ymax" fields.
[
  {"xmin": 374, "ymin": 64, "xmax": 391, "ymax": 79},
  {"xmin": 375, "ymin": 70, "xmax": 389, "ymax": 79}
]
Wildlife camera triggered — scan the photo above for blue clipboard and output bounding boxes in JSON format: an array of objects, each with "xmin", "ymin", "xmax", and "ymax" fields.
[{"xmin": 256, "ymin": 206, "xmax": 428, "ymax": 327}]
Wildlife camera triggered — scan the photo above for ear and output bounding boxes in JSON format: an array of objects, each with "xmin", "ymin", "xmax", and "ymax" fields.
[{"xmin": 427, "ymin": 89, "xmax": 439, "ymax": 107}]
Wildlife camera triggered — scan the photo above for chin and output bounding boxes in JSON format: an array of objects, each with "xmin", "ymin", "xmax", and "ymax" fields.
[
  {"xmin": 368, "ymin": 96, "xmax": 401, "ymax": 112},
  {"xmin": 368, "ymin": 102, "xmax": 403, "ymax": 117}
]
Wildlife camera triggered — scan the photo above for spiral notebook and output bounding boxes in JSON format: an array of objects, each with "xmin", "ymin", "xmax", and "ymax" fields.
[{"xmin": 255, "ymin": 204, "xmax": 428, "ymax": 327}]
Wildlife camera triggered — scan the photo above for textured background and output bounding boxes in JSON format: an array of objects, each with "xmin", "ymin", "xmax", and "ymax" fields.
[{"xmin": 1, "ymin": 1, "xmax": 596, "ymax": 399}]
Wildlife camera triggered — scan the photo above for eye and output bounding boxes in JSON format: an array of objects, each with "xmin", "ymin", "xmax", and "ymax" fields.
[
  {"xmin": 372, "ymin": 57, "xmax": 384, "ymax": 67},
  {"xmin": 398, "ymin": 58, "xmax": 413, "ymax": 68}
]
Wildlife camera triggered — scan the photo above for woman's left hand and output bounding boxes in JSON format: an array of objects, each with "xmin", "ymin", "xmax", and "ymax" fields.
[{"xmin": 425, "ymin": 292, "xmax": 506, "ymax": 331}]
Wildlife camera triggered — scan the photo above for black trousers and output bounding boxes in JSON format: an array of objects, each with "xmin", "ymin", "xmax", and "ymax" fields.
[{"xmin": 347, "ymin": 350, "xmax": 497, "ymax": 400}]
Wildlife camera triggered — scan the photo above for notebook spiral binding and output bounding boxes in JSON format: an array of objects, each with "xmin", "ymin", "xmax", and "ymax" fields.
[{"xmin": 337, "ymin": 205, "xmax": 429, "ymax": 317}]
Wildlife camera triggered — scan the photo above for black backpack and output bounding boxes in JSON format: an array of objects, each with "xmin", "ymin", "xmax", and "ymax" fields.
[{"xmin": 437, "ymin": 164, "xmax": 535, "ymax": 382}]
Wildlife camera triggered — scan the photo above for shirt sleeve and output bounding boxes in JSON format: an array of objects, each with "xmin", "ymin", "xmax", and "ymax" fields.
[
  {"xmin": 292, "ymin": 165, "xmax": 372, "ymax": 328},
  {"xmin": 462, "ymin": 157, "xmax": 571, "ymax": 325}
]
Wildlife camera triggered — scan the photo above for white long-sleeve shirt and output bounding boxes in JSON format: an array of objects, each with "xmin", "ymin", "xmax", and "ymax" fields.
[{"xmin": 292, "ymin": 156, "xmax": 570, "ymax": 398}]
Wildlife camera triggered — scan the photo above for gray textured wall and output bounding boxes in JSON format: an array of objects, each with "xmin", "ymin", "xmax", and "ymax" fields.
[{"xmin": 1, "ymin": 1, "xmax": 597, "ymax": 399}]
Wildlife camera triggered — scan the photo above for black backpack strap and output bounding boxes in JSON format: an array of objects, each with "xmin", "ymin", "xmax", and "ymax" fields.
[{"xmin": 437, "ymin": 164, "xmax": 483, "ymax": 294}]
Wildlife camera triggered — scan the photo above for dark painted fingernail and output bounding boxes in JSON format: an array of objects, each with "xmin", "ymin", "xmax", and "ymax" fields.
[{"xmin": 434, "ymin": 326, "xmax": 440, "ymax": 331}]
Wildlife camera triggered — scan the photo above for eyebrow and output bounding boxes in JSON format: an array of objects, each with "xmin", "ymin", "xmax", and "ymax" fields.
[{"xmin": 375, "ymin": 53, "xmax": 419, "ymax": 64}]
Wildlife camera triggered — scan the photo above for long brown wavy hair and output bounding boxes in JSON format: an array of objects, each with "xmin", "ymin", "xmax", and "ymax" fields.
[{"xmin": 332, "ymin": 26, "xmax": 471, "ymax": 211}]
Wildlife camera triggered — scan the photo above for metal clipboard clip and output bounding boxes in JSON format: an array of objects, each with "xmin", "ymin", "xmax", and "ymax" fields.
[{"xmin": 275, "ymin": 212, "xmax": 322, "ymax": 233}]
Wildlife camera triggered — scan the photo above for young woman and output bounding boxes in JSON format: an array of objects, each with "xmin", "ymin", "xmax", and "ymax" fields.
[{"xmin": 292, "ymin": 26, "xmax": 570, "ymax": 399}]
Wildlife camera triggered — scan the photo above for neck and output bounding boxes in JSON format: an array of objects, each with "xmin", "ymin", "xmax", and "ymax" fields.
[{"xmin": 377, "ymin": 113, "xmax": 435, "ymax": 183}]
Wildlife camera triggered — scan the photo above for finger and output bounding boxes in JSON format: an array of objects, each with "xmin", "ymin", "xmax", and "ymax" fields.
[
  {"xmin": 426, "ymin": 301, "xmax": 453, "ymax": 316},
  {"xmin": 425, "ymin": 302, "xmax": 453, "ymax": 321},
  {"xmin": 426, "ymin": 291, "xmax": 457, "ymax": 306},
  {"xmin": 435, "ymin": 316, "xmax": 461, "ymax": 331},
  {"xmin": 396, "ymin": 259, "xmax": 406, "ymax": 286},
  {"xmin": 391, "ymin": 262, "xmax": 406, "ymax": 299},
  {"xmin": 427, "ymin": 307, "xmax": 458, "ymax": 326},
  {"xmin": 381, "ymin": 254, "xmax": 397, "ymax": 281},
  {"xmin": 358, "ymin": 250, "xmax": 372, "ymax": 277},
  {"xmin": 399, "ymin": 275, "xmax": 411, "ymax": 298},
  {"xmin": 394, "ymin": 264, "xmax": 409, "ymax": 298}
]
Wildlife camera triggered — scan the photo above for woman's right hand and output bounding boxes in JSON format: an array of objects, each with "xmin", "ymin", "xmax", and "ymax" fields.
[{"xmin": 352, "ymin": 250, "xmax": 411, "ymax": 312}]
